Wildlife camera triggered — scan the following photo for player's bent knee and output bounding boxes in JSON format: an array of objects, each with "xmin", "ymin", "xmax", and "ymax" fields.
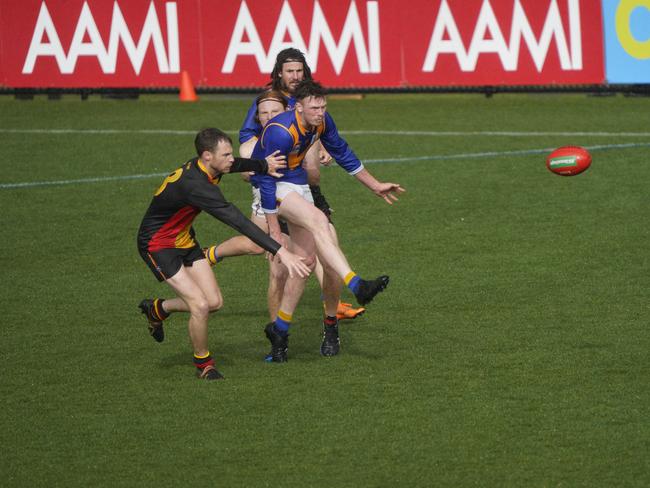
[
  {"xmin": 208, "ymin": 295, "xmax": 223, "ymax": 312},
  {"xmin": 311, "ymin": 211, "xmax": 330, "ymax": 232},
  {"xmin": 190, "ymin": 299, "xmax": 210, "ymax": 319},
  {"xmin": 328, "ymin": 223, "xmax": 339, "ymax": 244},
  {"xmin": 303, "ymin": 253, "xmax": 317, "ymax": 271}
]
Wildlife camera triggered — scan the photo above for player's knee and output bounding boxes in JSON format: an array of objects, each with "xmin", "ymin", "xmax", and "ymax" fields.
[
  {"xmin": 303, "ymin": 253, "xmax": 317, "ymax": 271},
  {"xmin": 311, "ymin": 212, "xmax": 332, "ymax": 239},
  {"xmin": 190, "ymin": 298, "xmax": 210, "ymax": 319},
  {"xmin": 208, "ymin": 294, "xmax": 223, "ymax": 312},
  {"xmin": 313, "ymin": 210, "xmax": 329, "ymax": 228},
  {"xmin": 328, "ymin": 223, "xmax": 339, "ymax": 244}
]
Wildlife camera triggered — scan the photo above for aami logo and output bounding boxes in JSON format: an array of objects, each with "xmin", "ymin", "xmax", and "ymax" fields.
[
  {"xmin": 422, "ymin": 0, "xmax": 584, "ymax": 72},
  {"xmin": 222, "ymin": 0, "xmax": 381, "ymax": 75},
  {"xmin": 22, "ymin": 1, "xmax": 179, "ymax": 75}
]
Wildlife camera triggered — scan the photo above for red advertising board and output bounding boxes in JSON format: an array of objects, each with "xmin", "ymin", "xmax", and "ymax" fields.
[{"xmin": 0, "ymin": 0, "xmax": 605, "ymax": 89}]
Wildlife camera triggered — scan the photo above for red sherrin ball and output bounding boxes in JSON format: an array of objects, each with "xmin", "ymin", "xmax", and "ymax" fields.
[{"xmin": 546, "ymin": 146, "xmax": 592, "ymax": 176}]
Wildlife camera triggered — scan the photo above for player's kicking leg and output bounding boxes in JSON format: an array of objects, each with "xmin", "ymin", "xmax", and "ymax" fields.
[
  {"xmin": 278, "ymin": 192, "xmax": 390, "ymax": 306},
  {"xmin": 312, "ymin": 224, "xmax": 366, "ymax": 321},
  {"xmin": 264, "ymin": 190, "xmax": 388, "ymax": 362}
]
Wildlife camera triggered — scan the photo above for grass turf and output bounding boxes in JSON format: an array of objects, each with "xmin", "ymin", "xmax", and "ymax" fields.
[{"xmin": 0, "ymin": 93, "xmax": 648, "ymax": 487}]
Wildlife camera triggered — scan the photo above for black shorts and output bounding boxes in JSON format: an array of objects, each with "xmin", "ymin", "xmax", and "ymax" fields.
[{"xmin": 139, "ymin": 244, "xmax": 205, "ymax": 282}]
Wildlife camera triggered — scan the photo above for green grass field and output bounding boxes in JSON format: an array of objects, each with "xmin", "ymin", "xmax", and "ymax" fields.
[{"xmin": 1, "ymin": 92, "xmax": 648, "ymax": 487}]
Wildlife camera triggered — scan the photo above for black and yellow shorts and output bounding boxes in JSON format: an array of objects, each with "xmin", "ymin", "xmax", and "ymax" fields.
[{"xmin": 139, "ymin": 244, "xmax": 205, "ymax": 282}]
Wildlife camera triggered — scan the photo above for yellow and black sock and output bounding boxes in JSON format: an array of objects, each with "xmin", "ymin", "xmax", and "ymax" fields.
[
  {"xmin": 153, "ymin": 298, "xmax": 170, "ymax": 321},
  {"xmin": 193, "ymin": 352, "xmax": 214, "ymax": 370},
  {"xmin": 204, "ymin": 246, "xmax": 223, "ymax": 265}
]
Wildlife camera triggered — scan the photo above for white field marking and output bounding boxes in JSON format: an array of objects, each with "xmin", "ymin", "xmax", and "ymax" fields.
[
  {"xmin": 0, "ymin": 173, "xmax": 168, "ymax": 189},
  {"xmin": 364, "ymin": 142, "xmax": 650, "ymax": 163},
  {"xmin": 0, "ymin": 128, "xmax": 200, "ymax": 135},
  {"xmin": 1, "ymin": 142, "xmax": 649, "ymax": 190},
  {"xmin": 342, "ymin": 130, "xmax": 650, "ymax": 137},
  {"xmin": 2, "ymin": 128, "xmax": 650, "ymax": 137}
]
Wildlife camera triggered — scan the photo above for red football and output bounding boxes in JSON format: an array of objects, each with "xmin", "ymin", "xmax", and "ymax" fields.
[{"xmin": 546, "ymin": 146, "xmax": 592, "ymax": 176}]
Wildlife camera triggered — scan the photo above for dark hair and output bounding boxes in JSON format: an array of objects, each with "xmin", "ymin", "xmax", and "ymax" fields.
[
  {"xmin": 293, "ymin": 79, "xmax": 327, "ymax": 101},
  {"xmin": 270, "ymin": 48, "xmax": 312, "ymax": 91},
  {"xmin": 254, "ymin": 89, "xmax": 288, "ymax": 124},
  {"xmin": 194, "ymin": 128, "xmax": 232, "ymax": 156}
]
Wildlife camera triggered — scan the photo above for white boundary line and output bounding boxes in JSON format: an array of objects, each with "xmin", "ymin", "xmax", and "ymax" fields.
[
  {"xmin": 365, "ymin": 142, "xmax": 650, "ymax": 163},
  {"xmin": 343, "ymin": 130, "xmax": 650, "ymax": 137},
  {"xmin": 2, "ymin": 142, "xmax": 649, "ymax": 190},
  {"xmin": 0, "ymin": 173, "xmax": 169, "ymax": 189},
  {"xmin": 2, "ymin": 128, "xmax": 650, "ymax": 137}
]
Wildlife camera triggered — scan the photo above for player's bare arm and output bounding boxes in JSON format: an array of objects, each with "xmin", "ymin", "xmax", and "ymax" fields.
[{"xmin": 353, "ymin": 168, "xmax": 406, "ymax": 204}]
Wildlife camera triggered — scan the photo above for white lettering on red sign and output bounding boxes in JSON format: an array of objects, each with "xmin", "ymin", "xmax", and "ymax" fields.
[
  {"xmin": 422, "ymin": 0, "xmax": 583, "ymax": 72},
  {"xmin": 222, "ymin": 0, "xmax": 381, "ymax": 75},
  {"xmin": 22, "ymin": 1, "xmax": 179, "ymax": 75}
]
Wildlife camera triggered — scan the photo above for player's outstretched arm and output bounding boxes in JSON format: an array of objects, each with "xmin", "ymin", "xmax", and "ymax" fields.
[{"xmin": 354, "ymin": 168, "xmax": 405, "ymax": 204}]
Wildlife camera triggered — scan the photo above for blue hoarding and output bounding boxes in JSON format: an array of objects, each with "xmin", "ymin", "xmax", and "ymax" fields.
[{"xmin": 603, "ymin": 0, "xmax": 650, "ymax": 83}]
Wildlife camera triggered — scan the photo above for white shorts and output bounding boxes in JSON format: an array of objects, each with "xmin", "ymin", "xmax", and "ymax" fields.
[
  {"xmin": 275, "ymin": 181, "xmax": 314, "ymax": 206},
  {"xmin": 253, "ymin": 182, "xmax": 314, "ymax": 216}
]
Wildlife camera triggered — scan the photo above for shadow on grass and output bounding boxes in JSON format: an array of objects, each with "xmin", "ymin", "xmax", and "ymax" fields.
[{"xmin": 159, "ymin": 352, "xmax": 190, "ymax": 369}]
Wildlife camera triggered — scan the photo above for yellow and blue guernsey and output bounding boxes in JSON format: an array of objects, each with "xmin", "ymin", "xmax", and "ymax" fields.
[{"xmin": 250, "ymin": 110, "xmax": 364, "ymax": 213}]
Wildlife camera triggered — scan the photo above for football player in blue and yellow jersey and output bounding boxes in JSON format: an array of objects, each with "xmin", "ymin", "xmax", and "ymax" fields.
[
  {"xmin": 252, "ymin": 80, "xmax": 405, "ymax": 362},
  {"xmin": 204, "ymin": 49, "xmax": 364, "ymax": 322},
  {"xmin": 238, "ymin": 48, "xmax": 309, "ymax": 146}
]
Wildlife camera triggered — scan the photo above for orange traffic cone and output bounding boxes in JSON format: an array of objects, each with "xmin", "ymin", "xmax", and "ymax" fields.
[{"xmin": 179, "ymin": 70, "xmax": 198, "ymax": 102}]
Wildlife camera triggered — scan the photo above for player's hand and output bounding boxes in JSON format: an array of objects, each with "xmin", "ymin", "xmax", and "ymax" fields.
[
  {"xmin": 374, "ymin": 182, "xmax": 405, "ymax": 204},
  {"xmin": 240, "ymin": 171, "xmax": 254, "ymax": 182},
  {"xmin": 265, "ymin": 150, "xmax": 287, "ymax": 178},
  {"xmin": 319, "ymin": 147, "xmax": 333, "ymax": 166},
  {"xmin": 276, "ymin": 247, "xmax": 310, "ymax": 278}
]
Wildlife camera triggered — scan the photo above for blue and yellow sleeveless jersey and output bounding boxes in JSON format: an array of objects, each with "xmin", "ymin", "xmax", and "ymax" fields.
[{"xmin": 250, "ymin": 110, "xmax": 364, "ymax": 213}]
